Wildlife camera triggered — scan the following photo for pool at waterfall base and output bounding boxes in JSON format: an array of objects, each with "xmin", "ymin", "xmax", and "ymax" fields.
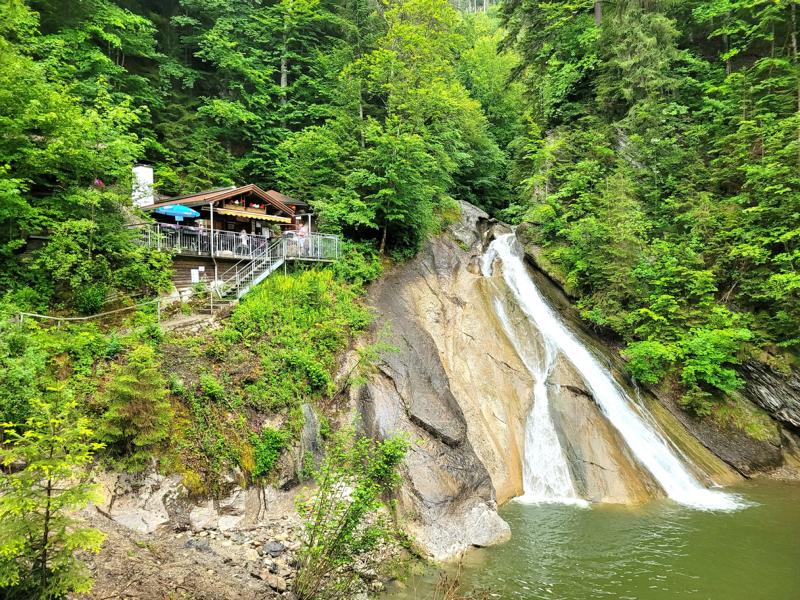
[{"xmin": 386, "ymin": 480, "xmax": 800, "ymax": 600}]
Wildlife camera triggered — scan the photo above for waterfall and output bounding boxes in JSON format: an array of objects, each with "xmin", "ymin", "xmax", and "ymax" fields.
[
  {"xmin": 483, "ymin": 234, "xmax": 741, "ymax": 511},
  {"xmin": 492, "ymin": 300, "xmax": 586, "ymax": 505}
]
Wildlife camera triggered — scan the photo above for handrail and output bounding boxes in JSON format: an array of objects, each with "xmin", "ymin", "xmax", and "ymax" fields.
[
  {"xmin": 15, "ymin": 299, "xmax": 162, "ymax": 326},
  {"xmin": 217, "ymin": 237, "xmax": 281, "ymax": 282},
  {"xmin": 129, "ymin": 222, "xmax": 340, "ymax": 261},
  {"xmin": 214, "ymin": 237, "xmax": 286, "ymax": 299}
]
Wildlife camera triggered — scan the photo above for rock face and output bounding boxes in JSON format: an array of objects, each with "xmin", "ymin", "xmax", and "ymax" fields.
[
  {"xmin": 486, "ymin": 272, "xmax": 669, "ymax": 504},
  {"xmin": 741, "ymin": 361, "xmax": 800, "ymax": 431},
  {"xmin": 547, "ymin": 355, "xmax": 663, "ymax": 503},
  {"xmin": 358, "ymin": 201, "xmax": 742, "ymax": 558},
  {"xmin": 514, "ymin": 226, "xmax": 800, "ymax": 480},
  {"xmin": 357, "ymin": 202, "xmax": 531, "ymax": 559},
  {"xmin": 95, "ymin": 472, "xmax": 295, "ymax": 535}
]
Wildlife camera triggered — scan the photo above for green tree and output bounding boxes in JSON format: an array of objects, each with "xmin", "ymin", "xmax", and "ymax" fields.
[
  {"xmin": 98, "ymin": 344, "xmax": 172, "ymax": 469},
  {"xmin": 501, "ymin": 0, "xmax": 800, "ymax": 414},
  {"xmin": 0, "ymin": 396, "xmax": 105, "ymax": 598}
]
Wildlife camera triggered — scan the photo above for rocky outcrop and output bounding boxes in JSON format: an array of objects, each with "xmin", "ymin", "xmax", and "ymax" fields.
[
  {"xmin": 356, "ymin": 202, "xmax": 532, "ymax": 559},
  {"xmin": 513, "ymin": 226, "xmax": 800, "ymax": 480},
  {"xmin": 546, "ymin": 355, "xmax": 663, "ymax": 503},
  {"xmin": 94, "ymin": 472, "xmax": 298, "ymax": 535},
  {"xmin": 741, "ymin": 361, "xmax": 800, "ymax": 431},
  {"xmin": 86, "ymin": 473, "xmax": 307, "ymax": 599}
]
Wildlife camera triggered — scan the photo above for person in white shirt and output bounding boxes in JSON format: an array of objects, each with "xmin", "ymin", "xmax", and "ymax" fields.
[{"xmin": 239, "ymin": 228, "xmax": 249, "ymax": 255}]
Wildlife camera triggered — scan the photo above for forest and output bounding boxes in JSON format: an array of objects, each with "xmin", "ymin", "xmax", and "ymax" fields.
[
  {"xmin": 2, "ymin": 0, "xmax": 797, "ymax": 408},
  {"xmin": 1, "ymin": 0, "xmax": 800, "ymax": 597},
  {"xmin": 502, "ymin": 0, "xmax": 800, "ymax": 414}
]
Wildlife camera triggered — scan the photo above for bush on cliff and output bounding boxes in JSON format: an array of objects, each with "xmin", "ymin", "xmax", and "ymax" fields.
[{"xmin": 294, "ymin": 430, "xmax": 408, "ymax": 600}]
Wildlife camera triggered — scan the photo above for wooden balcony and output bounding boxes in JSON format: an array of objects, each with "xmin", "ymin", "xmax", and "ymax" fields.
[{"xmin": 130, "ymin": 223, "xmax": 340, "ymax": 262}]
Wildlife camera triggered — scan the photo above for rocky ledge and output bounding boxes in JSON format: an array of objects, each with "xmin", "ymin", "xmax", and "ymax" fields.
[{"xmin": 81, "ymin": 472, "xmax": 392, "ymax": 599}]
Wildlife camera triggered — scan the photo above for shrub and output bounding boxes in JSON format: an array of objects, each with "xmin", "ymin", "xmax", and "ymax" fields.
[
  {"xmin": 73, "ymin": 284, "xmax": 108, "ymax": 315},
  {"xmin": 0, "ymin": 319, "xmax": 47, "ymax": 424},
  {"xmin": 98, "ymin": 344, "xmax": 172, "ymax": 470},
  {"xmin": 679, "ymin": 327, "xmax": 753, "ymax": 395},
  {"xmin": 251, "ymin": 427, "xmax": 289, "ymax": 477},
  {"xmin": 199, "ymin": 373, "xmax": 226, "ymax": 402},
  {"xmin": 295, "ymin": 431, "xmax": 408, "ymax": 600},
  {"xmin": 331, "ymin": 241, "xmax": 383, "ymax": 287},
  {"xmin": 622, "ymin": 340, "xmax": 678, "ymax": 385}
]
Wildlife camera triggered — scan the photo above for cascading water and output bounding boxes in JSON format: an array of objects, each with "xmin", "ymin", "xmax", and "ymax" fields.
[
  {"xmin": 482, "ymin": 233, "xmax": 741, "ymax": 511},
  {"xmin": 493, "ymin": 301, "xmax": 586, "ymax": 505}
]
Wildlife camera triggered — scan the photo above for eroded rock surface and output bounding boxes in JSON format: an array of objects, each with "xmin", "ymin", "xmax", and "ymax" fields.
[
  {"xmin": 547, "ymin": 355, "xmax": 663, "ymax": 503},
  {"xmin": 741, "ymin": 361, "xmax": 800, "ymax": 431},
  {"xmin": 357, "ymin": 202, "xmax": 531, "ymax": 559}
]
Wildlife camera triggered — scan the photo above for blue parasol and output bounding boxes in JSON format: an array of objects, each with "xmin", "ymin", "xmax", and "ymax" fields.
[{"xmin": 154, "ymin": 204, "xmax": 200, "ymax": 222}]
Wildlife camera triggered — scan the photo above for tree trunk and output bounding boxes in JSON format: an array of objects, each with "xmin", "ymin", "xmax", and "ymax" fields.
[
  {"xmin": 380, "ymin": 225, "xmax": 388, "ymax": 255},
  {"xmin": 594, "ymin": 1, "xmax": 602, "ymax": 25},
  {"xmin": 791, "ymin": 3, "xmax": 799, "ymax": 164},
  {"xmin": 40, "ymin": 476, "xmax": 52, "ymax": 591},
  {"xmin": 280, "ymin": 9, "xmax": 290, "ymax": 130}
]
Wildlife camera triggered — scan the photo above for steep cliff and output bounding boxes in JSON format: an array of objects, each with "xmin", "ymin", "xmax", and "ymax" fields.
[
  {"xmin": 356, "ymin": 204, "xmax": 528, "ymax": 559},
  {"xmin": 354, "ymin": 203, "xmax": 758, "ymax": 560}
]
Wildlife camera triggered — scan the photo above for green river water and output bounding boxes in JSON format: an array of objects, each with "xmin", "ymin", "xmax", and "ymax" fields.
[{"xmin": 387, "ymin": 480, "xmax": 800, "ymax": 600}]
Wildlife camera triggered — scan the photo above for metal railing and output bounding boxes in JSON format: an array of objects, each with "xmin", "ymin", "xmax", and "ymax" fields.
[
  {"xmin": 131, "ymin": 223, "xmax": 340, "ymax": 261},
  {"xmin": 283, "ymin": 232, "xmax": 340, "ymax": 261},
  {"xmin": 215, "ymin": 238, "xmax": 286, "ymax": 299}
]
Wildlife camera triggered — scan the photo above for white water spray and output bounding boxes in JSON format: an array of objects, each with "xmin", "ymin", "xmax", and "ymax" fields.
[
  {"xmin": 493, "ymin": 301, "xmax": 586, "ymax": 505},
  {"xmin": 483, "ymin": 234, "xmax": 741, "ymax": 511}
]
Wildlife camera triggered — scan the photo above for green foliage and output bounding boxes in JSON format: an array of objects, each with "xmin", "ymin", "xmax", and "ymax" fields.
[
  {"xmin": 295, "ymin": 430, "xmax": 408, "ymax": 600},
  {"xmin": 98, "ymin": 344, "xmax": 172, "ymax": 470},
  {"xmin": 277, "ymin": 0, "xmax": 513, "ymax": 254},
  {"xmin": 622, "ymin": 341, "xmax": 678, "ymax": 385},
  {"xmin": 1, "ymin": 0, "xmax": 522, "ymax": 315},
  {"xmin": 330, "ymin": 240, "xmax": 383, "ymax": 287},
  {"xmin": 0, "ymin": 316, "xmax": 47, "ymax": 425},
  {"xmin": 0, "ymin": 396, "xmax": 105, "ymax": 598},
  {"xmin": 223, "ymin": 270, "xmax": 371, "ymax": 415},
  {"xmin": 162, "ymin": 270, "xmax": 369, "ymax": 488},
  {"xmin": 502, "ymin": 0, "xmax": 800, "ymax": 410},
  {"xmin": 251, "ymin": 427, "xmax": 289, "ymax": 478},
  {"xmin": 198, "ymin": 374, "xmax": 226, "ymax": 403}
]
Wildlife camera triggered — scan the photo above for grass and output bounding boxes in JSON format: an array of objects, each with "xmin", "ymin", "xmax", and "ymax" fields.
[{"xmin": 162, "ymin": 269, "xmax": 372, "ymax": 490}]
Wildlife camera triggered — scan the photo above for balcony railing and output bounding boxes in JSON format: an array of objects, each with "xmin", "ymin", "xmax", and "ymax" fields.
[{"xmin": 131, "ymin": 222, "xmax": 340, "ymax": 261}]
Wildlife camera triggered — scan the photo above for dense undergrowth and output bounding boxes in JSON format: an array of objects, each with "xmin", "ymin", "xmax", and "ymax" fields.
[{"xmin": 1, "ymin": 267, "xmax": 374, "ymax": 494}]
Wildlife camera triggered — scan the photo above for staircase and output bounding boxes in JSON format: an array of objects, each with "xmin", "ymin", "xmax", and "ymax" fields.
[{"xmin": 214, "ymin": 238, "xmax": 286, "ymax": 301}]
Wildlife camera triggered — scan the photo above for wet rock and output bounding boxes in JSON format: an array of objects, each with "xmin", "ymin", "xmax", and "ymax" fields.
[
  {"xmin": 300, "ymin": 403, "xmax": 322, "ymax": 468},
  {"xmin": 547, "ymin": 355, "xmax": 662, "ymax": 504}
]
